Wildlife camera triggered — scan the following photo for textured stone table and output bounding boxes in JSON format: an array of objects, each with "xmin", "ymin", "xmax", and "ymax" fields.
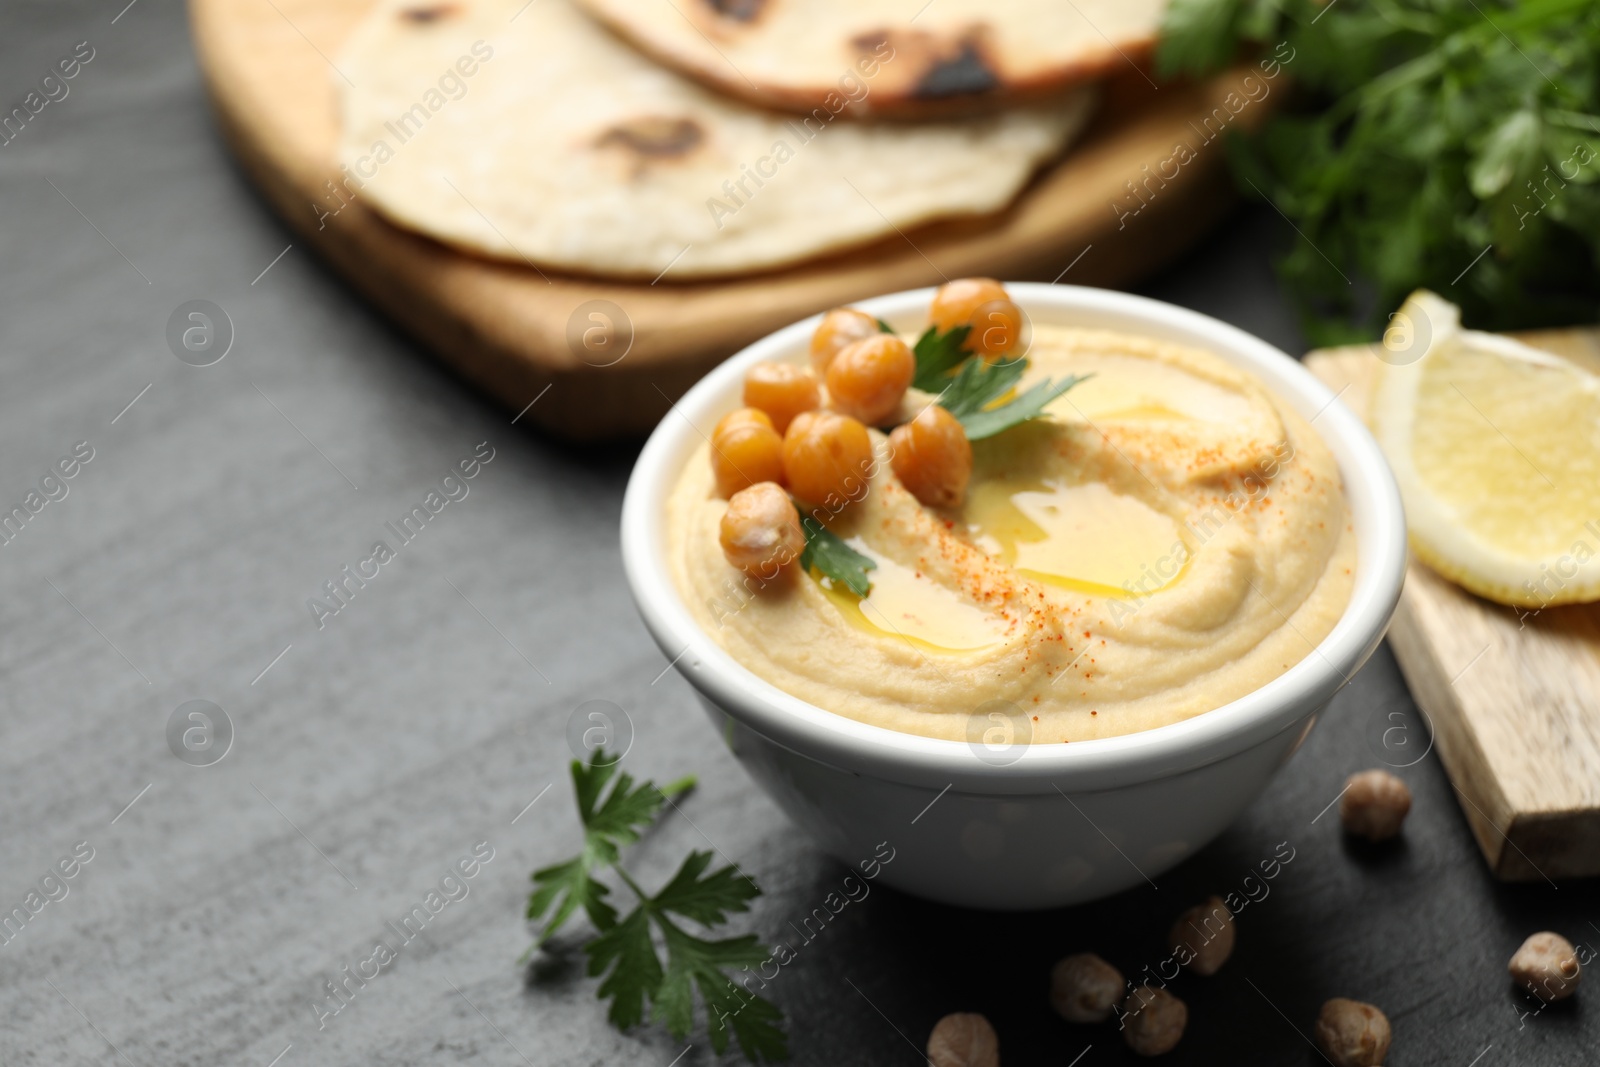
[{"xmin": 0, "ymin": 2, "xmax": 1594, "ymax": 1065}]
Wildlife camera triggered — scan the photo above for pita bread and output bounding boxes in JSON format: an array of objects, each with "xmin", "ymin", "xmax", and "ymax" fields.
[
  {"xmin": 335, "ymin": 0, "xmax": 1094, "ymax": 279},
  {"xmin": 572, "ymin": 0, "xmax": 1165, "ymax": 118}
]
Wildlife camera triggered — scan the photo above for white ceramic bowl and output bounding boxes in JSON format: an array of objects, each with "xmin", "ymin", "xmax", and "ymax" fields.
[{"xmin": 621, "ymin": 284, "xmax": 1406, "ymax": 910}]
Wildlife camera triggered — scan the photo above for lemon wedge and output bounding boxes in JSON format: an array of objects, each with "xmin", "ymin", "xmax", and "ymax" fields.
[{"xmin": 1371, "ymin": 290, "xmax": 1600, "ymax": 608}]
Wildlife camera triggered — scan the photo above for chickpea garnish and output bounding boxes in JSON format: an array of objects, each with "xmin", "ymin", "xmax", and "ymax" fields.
[
  {"xmin": 1509, "ymin": 931, "xmax": 1582, "ymax": 1001},
  {"xmin": 1339, "ymin": 769, "xmax": 1412, "ymax": 842},
  {"xmin": 782, "ymin": 410, "xmax": 874, "ymax": 508},
  {"xmin": 826, "ymin": 334, "xmax": 915, "ymax": 426},
  {"xmin": 1050, "ymin": 953, "xmax": 1124, "ymax": 1023},
  {"xmin": 718, "ymin": 482, "xmax": 803, "ymax": 579},
  {"xmin": 1313, "ymin": 998, "xmax": 1391, "ymax": 1067},
  {"xmin": 710, "ymin": 407, "xmax": 785, "ymax": 499},
  {"xmin": 926, "ymin": 1012, "xmax": 998, "ymax": 1067},
  {"xmin": 743, "ymin": 361, "xmax": 820, "ymax": 434},
  {"xmin": 808, "ymin": 306, "xmax": 879, "ymax": 378},
  {"xmin": 1168, "ymin": 896, "xmax": 1234, "ymax": 977},
  {"xmin": 889, "ymin": 404, "xmax": 972, "ymax": 509},
  {"xmin": 929, "ymin": 277, "xmax": 1023, "ymax": 358},
  {"xmin": 1120, "ymin": 984, "xmax": 1186, "ymax": 1057}
]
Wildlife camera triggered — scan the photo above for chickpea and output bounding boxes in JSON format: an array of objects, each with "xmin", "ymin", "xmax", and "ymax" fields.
[
  {"xmin": 782, "ymin": 410, "xmax": 875, "ymax": 507},
  {"xmin": 926, "ymin": 1012, "xmax": 998, "ymax": 1067},
  {"xmin": 809, "ymin": 306, "xmax": 879, "ymax": 378},
  {"xmin": 1313, "ymin": 999, "xmax": 1391, "ymax": 1067},
  {"xmin": 826, "ymin": 334, "xmax": 915, "ymax": 426},
  {"xmin": 929, "ymin": 277, "xmax": 1023, "ymax": 358},
  {"xmin": 1509, "ymin": 932, "xmax": 1581, "ymax": 1001},
  {"xmin": 718, "ymin": 482, "xmax": 803, "ymax": 578},
  {"xmin": 1120, "ymin": 985, "xmax": 1186, "ymax": 1057},
  {"xmin": 1050, "ymin": 953, "xmax": 1124, "ymax": 1023},
  {"xmin": 889, "ymin": 404, "xmax": 972, "ymax": 509},
  {"xmin": 743, "ymin": 361, "xmax": 820, "ymax": 434},
  {"xmin": 1168, "ymin": 896, "xmax": 1234, "ymax": 977},
  {"xmin": 1339, "ymin": 769, "xmax": 1412, "ymax": 841},
  {"xmin": 710, "ymin": 407, "xmax": 785, "ymax": 499}
]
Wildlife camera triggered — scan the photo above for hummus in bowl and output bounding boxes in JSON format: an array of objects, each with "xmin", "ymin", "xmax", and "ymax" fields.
[
  {"xmin": 667, "ymin": 323, "xmax": 1355, "ymax": 743},
  {"xmin": 622, "ymin": 284, "xmax": 1404, "ymax": 909}
]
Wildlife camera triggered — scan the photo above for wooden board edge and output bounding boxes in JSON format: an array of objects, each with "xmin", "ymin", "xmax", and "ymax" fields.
[
  {"xmin": 1380, "ymin": 599, "xmax": 1515, "ymax": 875},
  {"xmin": 1504, "ymin": 809, "xmax": 1600, "ymax": 883},
  {"xmin": 1304, "ymin": 350, "xmax": 1523, "ymax": 879}
]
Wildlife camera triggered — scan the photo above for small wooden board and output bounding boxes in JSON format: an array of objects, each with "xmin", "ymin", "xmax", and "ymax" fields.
[
  {"xmin": 189, "ymin": 0, "xmax": 1276, "ymax": 440},
  {"xmin": 1307, "ymin": 330, "xmax": 1600, "ymax": 882}
]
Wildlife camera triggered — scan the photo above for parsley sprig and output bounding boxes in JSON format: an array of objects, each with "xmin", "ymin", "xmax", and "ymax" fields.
[
  {"xmin": 798, "ymin": 515, "xmax": 875, "ymax": 596},
  {"xmin": 1156, "ymin": 0, "xmax": 1600, "ymax": 341},
  {"xmin": 935, "ymin": 355, "xmax": 1089, "ymax": 441},
  {"xmin": 910, "ymin": 324, "xmax": 974, "ymax": 390},
  {"xmin": 528, "ymin": 751, "xmax": 788, "ymax": 1062},
  {"xmin": 910, "ymin": 326, "xmax": 1089, "ymax": 440}
]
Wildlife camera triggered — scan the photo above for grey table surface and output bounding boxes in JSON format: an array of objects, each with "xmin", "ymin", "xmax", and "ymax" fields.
[{"xmin": 2, "ymin": 2, "xmax": 1595, "ymax": 1066}]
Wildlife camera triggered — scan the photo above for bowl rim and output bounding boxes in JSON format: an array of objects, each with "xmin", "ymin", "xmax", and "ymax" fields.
[{"xmin": 621, "ymin": 283, "xmax": 1406, "ymax": 794}]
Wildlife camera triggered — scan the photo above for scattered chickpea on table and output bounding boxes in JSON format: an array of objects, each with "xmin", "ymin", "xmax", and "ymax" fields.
[
  {"xmin": 1121, "ymin": 984, "xmax": 1188, "ymax": 1057},
  {"xmin": 925, "ymin": 1011, "xmax": 1000, "ymax": 1067},
  {"xmin": 1167, "ymin": 895, "xmax": 1235, "ymax": 977},
  {"xmin": 1340, "ymin": 769, "xmax": 1412, "ymax": 841},
  {"xmin": 1049, "ymin": 952, "xmax": 1124, "ymax": 1024},
  {"xmin": 1314, "ymin": 998, "xmax": 1392, "ymax": 1067},
  {"xmin": 1509, "ymin": 931, "xmax": 1582, "ymax": 1002}
]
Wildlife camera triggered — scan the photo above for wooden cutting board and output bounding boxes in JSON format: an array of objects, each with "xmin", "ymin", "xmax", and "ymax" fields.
[
  {"xmin": 1307, "ymin": 329, "xmax": 1600, "ymax": 882},
  {"xmin": 189, "ymin": 0, "xmax": 1276, "ymax": 440}
]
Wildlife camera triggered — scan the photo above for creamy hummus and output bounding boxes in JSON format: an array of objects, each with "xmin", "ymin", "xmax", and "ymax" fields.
[{"xmin": 668, "ymin": 326, "xmax": 1356, "ymax": 742}]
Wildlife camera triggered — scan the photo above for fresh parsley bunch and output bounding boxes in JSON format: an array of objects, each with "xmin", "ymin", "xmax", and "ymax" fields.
[
  {"xmin": 797, "ymin": 322, "xmax": 1087, "ymax": 597},
  {"xmin": 527, "ymin": 751, "xmax": 788, "ymax": 1062},
  {"xmin": 1158, "ymin": 0, "xmax": 1600, "ymax": 343}
]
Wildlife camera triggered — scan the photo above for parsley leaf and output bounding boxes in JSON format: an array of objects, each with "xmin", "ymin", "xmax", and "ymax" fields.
[
  {"xmin": 1158, "ymin": 0, "xmax": 1600, "ymax": 338},
  {"xmin": 527, "ymin": 854, "xmax": 616, "ymax": 941},
  {"xmin": 528, "ymin": 753, "xmax": 787, "ymax": 1062},
  {"xmin": 911, "ymin": 324, "xmax": 973, "ymax": 392},
  {"xmin": 653, "ymin": 850, "xmax": 761, "ymax": 925},
  {"xmin": 656, "ymin": 919, "xmax": 786, "ymax": 1061},
  {"xmin": 586, "ymin": 905, "xmax": 661, "ymax": 1029},
  {"xmin": 929, "ymin": 355, "xmax": 1089, "ymax": 441},
  {"xmin": 528, "ymin": 752, "xmax": 687, "ymax": 941},
  {"xmin": 936, "ymin": 355, "xmax": 1028, "ymax": 420},
  {"xmin": 798, "ymin": 515, "xmax": 875, "ymax": 597},
  {"xmin": 956, "ymin": 375, "xmax": 1090, "ymax": 441}
]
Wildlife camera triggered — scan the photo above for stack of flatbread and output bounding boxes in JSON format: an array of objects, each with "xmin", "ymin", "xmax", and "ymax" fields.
[{"xmin": 337, "ymin": 0, "xmax": 1166, "ymax": 279}]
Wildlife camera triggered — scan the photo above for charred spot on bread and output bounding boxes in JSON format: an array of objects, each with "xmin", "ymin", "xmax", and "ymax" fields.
[
  {"xmin": 703, "ymin": 0, "xmax": 767, "ymax": 22},
  {"xmin": 852, "ymin": 26, "xmax": 1002, "ymax": 101},
  {"xmin": 399, "ymin": 4, "xmax": 460, "ymax": 22},
  {"xmin": 914, "ymin": 35, "xmax": 1000, "ymax": 99},
  {"xmin": 595, "ymin": 116, "xmax": 706, "ymax": 163},
  {"xmin": 850, "ymin": 30, "xmax": 891, "ymax": 53}
]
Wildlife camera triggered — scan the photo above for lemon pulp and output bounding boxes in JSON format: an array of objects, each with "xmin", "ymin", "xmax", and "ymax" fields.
[
  {"xmin": 1371, "ymin": 289, "xmax": 1600, "ymax": 606},
  {"xmin": 1412, "ymin": 340, "xmax": 1600, "ymax": 560}
]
